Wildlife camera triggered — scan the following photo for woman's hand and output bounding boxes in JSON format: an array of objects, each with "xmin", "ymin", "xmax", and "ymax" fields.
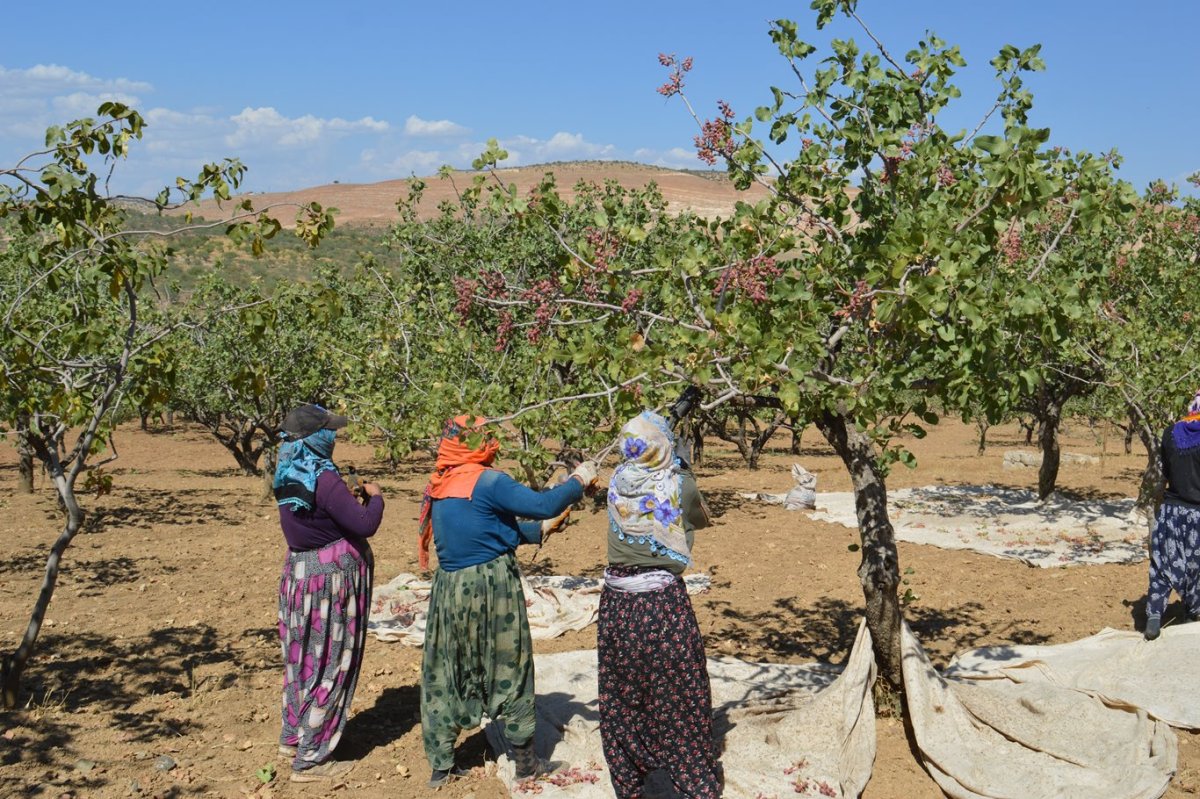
[
  {"xmin": 541, "ymin": 507, "xmax": 571, "ymax": 540},
  {"xmin": 569, "ymin": 461, "xmax": 600, "ymax": 493},
  {"xmin": 361, "ymin": 481, "xmax": 382, "ymax": 498}
]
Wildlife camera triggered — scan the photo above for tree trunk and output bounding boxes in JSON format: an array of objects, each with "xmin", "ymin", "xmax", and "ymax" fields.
[
  {"xmin": 816, "ymin": 410, "xmax": 903, "ymax": 688},
  {"xmin": 975, "ymin": 418, "xmax": 989, "ymax": 456},
  {"xmin": 790, "ymin": 421, "xmax": 802, "ymax": 456},
  {"xmin": 1037, "ymin": 401, "xmax": 1062, "ymax": 501},
  {"xmin": 690, "ymin": 419, "xmax": 705, "ymax": 467},
  {"xmin": 2, "ymin": 451, "xmax": 82, "ymax": 707},
  {"xmin": 16, "ymin": 415, "xmax": 34, "ymax": 494},
  {"xmin": 747, "ymin": 415, "xmax": 782, "ymax": 471},
  {"xmin": 261, "ymin": 445, "xmax": 278, "ymax": 499},
  {"xmin": 1019, "ymin": 417, "xmax": 1035, "ymax": 446},
  {"xmin": 1128, "ymin": 406, "xmax": 1164, "ymax": 514}
]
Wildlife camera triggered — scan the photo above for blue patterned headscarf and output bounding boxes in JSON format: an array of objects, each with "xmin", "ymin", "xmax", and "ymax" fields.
[
  {"xmin": 273, "ymin": 428, "xmax": 339, "ymax": 511},
  {"xmin": 607, "ymin": 411, "xmax": 691, "ymax": 563}
]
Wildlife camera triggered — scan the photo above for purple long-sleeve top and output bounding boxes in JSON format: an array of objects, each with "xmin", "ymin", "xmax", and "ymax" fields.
[{"xmin": 279, "ymin": 470, "xmax": 384, "ymax": 552}]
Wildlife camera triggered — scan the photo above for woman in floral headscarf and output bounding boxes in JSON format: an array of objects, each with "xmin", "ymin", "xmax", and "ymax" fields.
[
  {"xmin": 417, "ymin": 415, "xmax": 598, "ymax": 788},
  {"xmin": 599, "ymin": 410, "xmax": 719, "ymax": 799},
  {"xmin": 1144, "ymin": 389, "xmax": 1200, "ymax": 640}
]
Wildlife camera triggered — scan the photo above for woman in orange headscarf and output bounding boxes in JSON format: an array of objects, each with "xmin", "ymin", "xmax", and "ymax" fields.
[{"xmin": 417, "ymin": 415, "xmax": 597, "ymax": 788}]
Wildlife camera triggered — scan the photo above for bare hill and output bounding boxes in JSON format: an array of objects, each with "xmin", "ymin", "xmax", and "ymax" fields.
[{"xmin": 183, "ymin": 162, "xmax": 773, "ymax": 228}]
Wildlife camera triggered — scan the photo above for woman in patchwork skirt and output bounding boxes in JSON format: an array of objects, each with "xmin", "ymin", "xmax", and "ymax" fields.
[
  {"xmin": 273, "ymin": 404, "xmax": 385, "ymax": 782},
  {"xmin": 417, "ymin": 414, "xmax": 598, "ymax": 787},
  {"xmin": 1145, "ymin": 389, "xmax": 1200, "ymax": 639},
  {"xmin": 600, "ymin": 410, "xmax": 720, "ymax": 799}
]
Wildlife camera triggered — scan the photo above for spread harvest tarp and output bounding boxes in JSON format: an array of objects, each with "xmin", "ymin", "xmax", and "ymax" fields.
[
  {"xmin": 809, "ymin": 485, "xmax": 1147, "ymax": 568},
  {"xmin": 473, "ymin": 621, "xmax": 1182, "ymax": 798},
  {"xmin": 368, "ymin": 572, "xmax": 712, "ymax": 646}
]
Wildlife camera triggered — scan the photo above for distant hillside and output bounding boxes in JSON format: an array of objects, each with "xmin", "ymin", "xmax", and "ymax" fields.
[{"xmin": 180, "ymin": 161, "xmax": 773, "ymax": 228}]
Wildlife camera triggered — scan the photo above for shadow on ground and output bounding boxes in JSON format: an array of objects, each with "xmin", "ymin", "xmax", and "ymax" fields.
[{"xmin": 702, "ymin": 595, "xmax": 1053, "ymax": 667}]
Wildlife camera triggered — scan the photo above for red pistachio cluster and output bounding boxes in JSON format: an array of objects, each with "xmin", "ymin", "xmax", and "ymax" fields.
[
  {"xmin": 656, "ymin": 53, "xmax": 693, "ymax": 97},
  {"xmin": 452, "ymin": 277, "xmax": 478, "ymax": 319},
  {"xmin": 713, "ymin": 254, "xmax": 782, "ymax": 303},
  {"xmin": 620, "ymin": 288, "xmax": 644, "ymax": 313},
  {"xmin": 519, "ymin": 278, "xmax": 559, "ymax": 344},
  {"xmin": 494, "ymin": 310, "xmax": 514, "ymax": 351},
  {"xmin": 834, "ymin": 279, "xmax": 872, "ymax": 320},
  {"xmin": 999, "ymin": 223, "xmax": 1023, "ymax": 264},
  {"xmin": 695, "ymin": 100, "xmax": 736, "ymax": 166}
]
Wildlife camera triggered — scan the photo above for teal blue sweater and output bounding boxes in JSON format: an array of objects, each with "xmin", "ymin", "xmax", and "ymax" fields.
[{"xmin": 430, "ymin": 470, "xmax": 583, "ymax": 572}]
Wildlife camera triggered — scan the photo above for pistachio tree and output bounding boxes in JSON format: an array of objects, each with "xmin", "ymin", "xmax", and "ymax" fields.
[
  {"xmin": 1088, "ymin": 178, "xmax": 1200, "ymax": 511},
  {"xmin": 0, "ymin": 104, "xmax": 333, "ymax": 706},
  {"xmin": 434, "ymin": 2, "xmax": 1125, "ymax": 683}
]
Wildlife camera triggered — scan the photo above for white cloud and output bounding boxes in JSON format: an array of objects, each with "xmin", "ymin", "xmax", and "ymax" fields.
[
  {"xmin": 633, "ymin": 145, "xmax": 699, "ymax": 170},
  {"xmin": 361, "ymin": 147, "xmax": 447, "ymax": 177},
  {"xmin": 0, "ymin": 64, "xmax": 152, "ymax": 96},
  {"xmin": 0, "ymin": 61, "xmax": 671, "ymax": 194},
  {"xmin": 225, "ymin": 106, "xmax": 389, "ymax": 148},
  {"xmin": 404, "ymin": 114, "xmax": 468, "ymax": 137},
  {"xmin": 499, "ymin": 131, "xmax": 617, "ymax": 164},
  {"xmin": 0, "ymin": 64, "xmax": 151, "ymax": 140}
]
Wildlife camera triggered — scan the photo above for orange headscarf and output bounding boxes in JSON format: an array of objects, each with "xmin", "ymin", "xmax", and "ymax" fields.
[{"xmin": 417, "ymin": 415, "xmax": 501, "ymax": 569}]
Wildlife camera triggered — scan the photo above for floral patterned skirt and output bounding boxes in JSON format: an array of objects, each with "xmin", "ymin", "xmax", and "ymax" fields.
[
  {"xmin": 598, "ymin": 564, "xmax": 720, "ymax": 799},
  {"xmin": 1147, "ymin": 501, "xmax": 1200, "ymax": 618}
]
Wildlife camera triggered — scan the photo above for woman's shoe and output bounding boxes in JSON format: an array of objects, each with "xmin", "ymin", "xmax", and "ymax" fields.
[
  {"xmin": 428, "ymin": 765, "xmax": 468, "ymax": 788},
  {"xmin": 513, "ymin": 741, "xmax": 540, "ymax": 780},
  {"xmin": 289, "ymin": 759, "xmax": 354, "ymax": 783},
  {"xmin": 1144, "ymin": 614, "xmax": 1162, "ymax": 641}
]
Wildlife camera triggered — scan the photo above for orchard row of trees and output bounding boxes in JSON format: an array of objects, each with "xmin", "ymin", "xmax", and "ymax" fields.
[{"xmin": 2, "ymin": 0, "xmax": 1197, "ymax": 701}]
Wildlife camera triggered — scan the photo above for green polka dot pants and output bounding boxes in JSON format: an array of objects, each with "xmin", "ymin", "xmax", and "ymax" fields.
[{"xmin": 421, "ymin": 553, "xmax": 535, "ymax": 770}]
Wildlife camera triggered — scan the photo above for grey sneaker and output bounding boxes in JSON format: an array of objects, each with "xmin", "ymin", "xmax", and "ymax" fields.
[{"xmin": 289, "ymin": 759, "xmax": 353, "ymax": 783}]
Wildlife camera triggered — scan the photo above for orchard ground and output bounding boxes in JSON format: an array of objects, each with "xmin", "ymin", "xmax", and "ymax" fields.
[{"xmin": 0, "ymin": 420, "xmax": 1196, "ymax": 798}]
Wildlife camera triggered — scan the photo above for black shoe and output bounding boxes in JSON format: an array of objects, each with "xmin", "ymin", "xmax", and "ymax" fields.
[
  {"xmin": 428, "ymin": 765, "xmax": 467, "ymax": 788},
  {"xmin": 512, "ymin": 741, "xmax": 547, "ymax": 780},
  {"xmin": 1144, "ymin": 615, "xmax": 1162, "ymax": 641}
]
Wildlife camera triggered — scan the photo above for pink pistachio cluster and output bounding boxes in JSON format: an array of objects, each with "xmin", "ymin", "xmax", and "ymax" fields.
[
  {"xmin": 656, "ymin": 53, "xmax": 694, "ymax": 97},
  {"xmin": 620, "ymin": 288, "xmax": 644, "ymax": 313},
  {"xmin": 494, "ymin": 310, "xmax": 514, "ymax": 351},
  {"xmin": 999, "ymin": 223, "xmax": 1024, "ymax": 264},
  {"xmin": 452, "ymin": 277, "xmax": 478, "ymax": 319},
  {"xmin": 936, "ymin": 164, "xmax": 957, "ymax": 187},
  {"xmin": 480, "ymin": 268, "xmax": 509, "ymax": 300},
  {"xmin": 581, "ymin": 227, "xmax": 619, "ymax": 299},
  {"xmin": 713, "ymin": 254, "xmax": 781, "ymax": 303},
  {"xmin": 695, "ymin": 100, "xmax": 736, "ymax": 165},
  {"xmin": 834, "ymin": 279, "xmax": 872, "ymax": 320},
  {"xmin": 520, "ymin": 278, "xmax": 559, "ymax": 344}
]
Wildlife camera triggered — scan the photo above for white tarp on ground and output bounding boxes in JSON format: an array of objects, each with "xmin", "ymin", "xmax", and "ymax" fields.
[
  {"xmin": 486, "ymin": 621, "xmax": 876, "ymax": 798},
  {"xmin": 368, "ymin": 573, "xmax": 712, "ymax": 645},
  {"xmin": 945, "ymin": 624, "xmax": 1200, "ymax": 731},
  {"xmin": 476, "ymin": 620, "xmax": 1184, "ymax": 799},
  {"xmin": 904, "ymin": 623, "xmax": 1177, "ymax": 799},
  {"xmin": 808, "ymin": 484, "xmax": 1148, "ymax": 567}
]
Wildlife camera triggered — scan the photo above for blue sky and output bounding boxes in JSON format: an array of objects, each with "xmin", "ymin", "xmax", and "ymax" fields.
[{"xmin": 1, "ymin": 1, "xmax": 1196, "ymax": 196}]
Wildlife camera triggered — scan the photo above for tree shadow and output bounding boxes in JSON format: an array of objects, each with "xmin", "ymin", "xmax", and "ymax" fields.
[
  {"xmin": 84, "ymin": 486, "xmax": 244, "ymax": 533},
  {"xmin": 0, "ymin": 550, "xmax": 52, "ymax": 576},
  {"xmin": 701, "ymin": 595, "xmax": 1051, "ymax": 668},
  {"xmin": 0, "ymin": 623, "xmax": 266, "ymax": 795},
  {"xmin": 698, "ymin": 488, "xmax": 744, "ymax": 519}
]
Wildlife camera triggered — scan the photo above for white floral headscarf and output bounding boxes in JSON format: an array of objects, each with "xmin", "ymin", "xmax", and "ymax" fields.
[{"xmin": 607, "ymin": 411, "xmax": 691, "ymax": 562}]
